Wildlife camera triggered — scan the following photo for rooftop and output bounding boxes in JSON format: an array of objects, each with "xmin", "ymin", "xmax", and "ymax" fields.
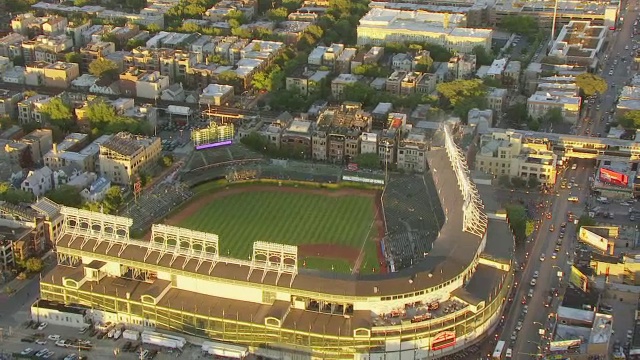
[{"xmin": 100, "ymin": 132, "xmax": 154, "ymax": 157}]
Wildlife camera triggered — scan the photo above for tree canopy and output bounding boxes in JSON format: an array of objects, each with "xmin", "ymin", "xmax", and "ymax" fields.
[
  {"xmin": 619, "ymin": 110, "xmax": 640, "ymax": 129},
  {"xmin": 544, "ymin": 108, "xmax": 564, "ymax": 124},
  {"xmin": 500, "ymin": 15, "xmax": 539, "ymax": 37},
  {"xmin": 472, "ymin": 45, "xmax": 494, "ymax": 67},
  {"xmin": 436, "ymin": 79, "xmax": 488, "ymax": 122},
  {"xmin": 505, "ymin": 203, "xmax": 535, "ymax": 243},
  {"xmin": 0, "ymin": 182, "xmax": 33, "ymax": 204},
  {"xmin": 46, "ymin": 184, "xmax": 82, "ymax": 207},
  {"xmin": 353, "ymin": 153, "xmax": 381, "ymax": 169},
  {"xmin": 39, "ymin": 97, "xmax": 74, "ymax": 132},
  {"xmin": 87, "ymin": 100, "xmax": 152, "ymax": 135},
  {"xmin": 575, "ymin": 73, "xmax": 608, "ymax": 97},
  {"xmin": 88, "ymin": 58, "xmax": 119, "ymax": 79}
]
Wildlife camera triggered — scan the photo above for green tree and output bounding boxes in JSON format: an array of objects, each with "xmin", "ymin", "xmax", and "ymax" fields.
[
  {"xmin": 436, "ymin": 79, "xmax": 487, "ymax": 106},
  {"xmin": 620, "ymin": 110, "xmax": 640, "ymax": 128},
  {"xmin": 500, "ymin": 15, "xmax": 539, "ymax": 37},
  {"xmin": 88, "ymin": 58, "xmax": 119, "ymax": 79},
  {"xmin": 64, "ymin": 52, "xmax": 82, "ymax": 64},
  {"xmin": 352, "ymin": 153, "xmax": 381, "ymax": 169},
  {"xmin": 160, "ymin": 154, "xmax": 174, "ymax": 167},
  {"xmin": 527, "ymin": 176, "xmax": 540, "ymax": 189},
  {"xmin": 504, "ymin": 103, "xmax": 529, "ymax": 127},
  {"xmin": 505, "ymin": 204, "xmax": 530, "ymax": 243},
  {"xmin": 482, "ymin": 77, "xmax": 503, "ymax": 88},
  {"xmin": 575, "ymin": 73, "xmax": 608, "ymax": 97},
  {"xmin": 46, "ymin": 185, "xmax": 82, "ymax": 207},
  {"xmin": 576, "ymin": 215, "xmax": 596, "ymax": 232},
  {"xmin": 544, "ymin": 108, "xmax": 564, "ymax": 124},
  {"xmin": 453, "ymin": 95, "xmax": 488, "ymax": 122},
  {"xmin": 251, "ymin": 66, "xmax": 284, "ymax": 92},
  {"xmin": 413, "ymin": 53, "xmax": 434, "ymax": 73},
  {"xmin": 472, "ymin": 45, "xmax": 494, "ymax": 67},
  {"xmin": 266, "ymin": 7, "xmax": 288, "ymax": 22},
  {"xmin": 103, "ymin": 186, "xmax": 123, "ymax": 213},
  {"xmin": 527, "ymin": 118, "xmax": 540, "ymax": 131},
  {"xmin": 39, "ymin": 98, "xmax": 74, "ymax": 131},
  {"xmin": 145, "ymin": 24, "xmax": 161, "ymax": 33},
  {"xmin": 352, "ymin": 64, "xmax": 388, "ymax": 77},
  {"xmin": 25, "ymin": 258, "xmax": 44, "ymax": 273},
  {"xmin": 423, "ymin": 43, "xmax": 452, "ymax": 62},
  {"xmin": 0, "ymin": 182, "xmax": 33, "ymax": 204}
]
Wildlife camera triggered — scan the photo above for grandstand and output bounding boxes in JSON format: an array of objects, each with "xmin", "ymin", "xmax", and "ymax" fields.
[{"xmin": 382, "ymin": 174, "xmax": 444, "ymax": 271}]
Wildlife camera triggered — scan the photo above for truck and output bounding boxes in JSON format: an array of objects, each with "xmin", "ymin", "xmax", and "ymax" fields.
[
  {"xmin": 141, "ymin": 331, "xmax": 186, "ymax": 349},
  {"xmin": 122, "ymin": 330, "xmax": 139, "ymax": 341},
  {"xmin": 201, "ymin": 341, "xmax": 248, "ymax": 359}
]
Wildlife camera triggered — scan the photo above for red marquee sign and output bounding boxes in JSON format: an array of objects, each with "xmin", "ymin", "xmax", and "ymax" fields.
[{"xmin": 431, "ymin": 331, "xmax": 456, "ymax": 351}]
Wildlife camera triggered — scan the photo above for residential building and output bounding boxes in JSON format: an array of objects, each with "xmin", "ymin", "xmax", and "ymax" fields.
[
  {"xmin": 21, "ymin": 166, "xmax": 54, "ymax": 197},
  {"xmin": 360, "ymin": 132, "xmax": 378, "ymax": 154},
  {"xmin": 80, "ymin": 41, "xmax": 116, "ymax": 72},
  {"xmin": 391, "ymin": 53, "xmax": 414, "ymax": 72},
  {"xmin": 199, "ymin": 83, "xmax": 234, "ymax": 106},
  {"xmin": 43, "ymin": 133, "xmax": 90, "ymax": 171},
  {"xmin": 281, "ymin": 119, "xmax": 313, "ymax": 158},
  {"xmin": 285, "ymin": 69, "xmax": 330, "ymax": 96},
  {"xmin": 476, "ymin": 130, "xmax": 558, "ymax": 184},
  {"xmin": 19, "ymin": 128, "xmax": 53, "ymax": 165},
  {"xmin": 486, "ymin": 87, "xmax": 508, "ymax": 114},
  {"xmin": 0, "ymin": 33, "xmax": 26, "ymax": 59},
  {"xmin": 357, "ymin": 9, "xmax": 492, "ymax": 53},
  {"xmin": 160, "ymin": 83, "xmax": 186, "ymax": 102},
  {"xmin": 331, "ymin": 74, "xmax": 362, "ymax": 99},
  {"xmin": 98, "ymin": 132, "xmax": 161, "ymax": 185},
  {"xmin": 30, "ymin": 197, "xmax": 63, "ymax": 251},
  {"xmin": 44, "ymin": 61, "xmax": 80, "ymax": 88},
  {"xmin": 486, "ymin": 58, "xmax": 507, "ymax": 80},
  {"xmin": 0, "ymin": 89, "xmax": 24, "ymax": 119},
  {"xmin": 42, "ymin": 16, "xmax": 68, "ymax": 36},
  {"xmin": 311, "ymin": 130, "xmax": 327, "ymax": 161},
  {"xmin": 503, "ymin": 60, "xmax": 521, "ymax": 89},
  {"xmin": 335, "ymin": 47, "xmax": 357, "ymax": 74},
  {"xmin": 2, "ymin": 66, "xmax": 25, "ymax": 84},
  {"xmin": 65, "ymin": 21, "xmax": 92, "ymax": 48},
  {"xmin": 17, "ymin": 94, "xmax": 52, "ymax": 125},
  {"xmin": 527, "ymin": 91, "xmax": 581, "ymax": 124},
  {"xmin": 316, "ymin": 102, "xmax": 372, "ymax": 163},
  {"xmin": 21, "ymin": 34, "xmax": 73, "ymax": 64},
  {"xmin": 71, "ymin": 74, "xmax": 99, "ymax": 92},
  {"xmin": 119, "ymin": 67, "xmax": 169, "ymax": 99},
  {"xmin": 397, "ymin": 131, "xmax": 428, "ymax": 173},
  {"xmin": 90, "ymin": 78, "xmax": 120, "ymax": 96},
  {"xmin": 448, "ymin": 54, "xmax": 476, "ymax": 79},
  {"xmin": 80, "ymin": 176, "xmax": 111, "ymax": 203}
]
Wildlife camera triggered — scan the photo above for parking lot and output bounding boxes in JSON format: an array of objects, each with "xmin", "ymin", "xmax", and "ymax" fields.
[{"xmin": 1, "ymin": 322, "xmax": 206, "ymax": 360}]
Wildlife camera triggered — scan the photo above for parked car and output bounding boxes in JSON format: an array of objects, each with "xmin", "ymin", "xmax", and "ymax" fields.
[
  {"xmin": 37, "ymin": 322, "xmax": 48, "ymax": 330},
  {"xmin": 47, "ymin": 335, "xmax": 60, "ymax": 341}
]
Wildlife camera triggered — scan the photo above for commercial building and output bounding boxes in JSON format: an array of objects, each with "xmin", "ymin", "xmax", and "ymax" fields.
[
  {"xmin": 357, "ymin": 8, "xmax": 492, "ymax": 53},
  {"xmin": 199, "ymin": 83, "xmax": 234, "ymax": 106},
  {"xmin": 98, "ymin": 132, "xmax": 161, "ymax": 185},
  {"xmin": 476, "ymin": 130, "xmax": 558, "ymax": 184},
  {"xmin": 548, "ymin": 21, "xmax": 607, "ymax": 69}
]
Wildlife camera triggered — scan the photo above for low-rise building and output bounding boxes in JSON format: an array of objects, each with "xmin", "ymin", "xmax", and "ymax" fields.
[
  {"xmin": 80, "ymin": 176, "xmax": 111, "ymax": 203},
  {"xmin": 331, "ymin": 74, "xmax": 362, "ymax": 99},
  {"xmin": 486, "ymin": 87, "xmax": 508, "ymax": 115},
  {"xmin": 359, "ymin": 132, "xmax": 378, "ymax": 154},
  {"xmin": 285, "ymin": 69, "xmax": 330, "ymax": 96},
  {"xmin": 527, "ymin": 91, "xmax": 581, "ymax": 124},
  {"xmin": 448, "ymin": 54, "xmax": 476, "ymax": 79},
  {"xmin": 21, "ymin": 166, "xmax": 54, "ymax": 197},
  {"xmin": 119, "ymin": 67, "xmax": 169, "ymax": 99},
  {"xmin": 19, "ymin": 128, "xmax": 53, "ymax": 165},
  {"xmin": 548, "ymin": 21, "xmax": 607, "ymax": 70},
  {"xmin": 17, "ymin": 94, "xmax": 52, "ymax": 125},
  {"xmin": 80, "ymin": 41, "xmax": 116, "ymax": 72},
  {"xmin": 397, "ymin": 131, "xmax": 428, "ymax": 173},
  {"xmin": 281, "ymin": 119, "xmax": 313, "ymax": 158},
  {"xmin": 0, "ymin": 89, "xmax": 24, "ymax": 119},
  {"xmin": 98, "ymin": 132, "xmax": 161, "ymax": 185},
  {"xmin": 199, "ymin": 83, "xmax": 234, "ymax": 106}
]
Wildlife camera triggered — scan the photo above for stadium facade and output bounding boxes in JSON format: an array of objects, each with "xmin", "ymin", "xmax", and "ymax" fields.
[{"xmin": 36, "ymin": 126, "xmax": 515, "ymax": 359}]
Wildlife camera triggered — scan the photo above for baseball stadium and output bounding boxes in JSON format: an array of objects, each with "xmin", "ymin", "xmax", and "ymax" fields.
[{"xmin": 37, "ymin": 125, "xmax": 515, "ymax": 359}]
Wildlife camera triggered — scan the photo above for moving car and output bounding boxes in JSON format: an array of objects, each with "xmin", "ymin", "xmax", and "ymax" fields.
[
  {"xmin": 530, "ymin": 278, "xmax": 537, "ymax": 286},
  {"xmin": 540, "ymin": 253, "xmax": 546, "ymax": 261}
]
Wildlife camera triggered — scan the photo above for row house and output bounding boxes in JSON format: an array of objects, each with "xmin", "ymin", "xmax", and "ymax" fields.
[
  {"xmin": 385, "ymin": 71, "xmax": 434, "ymax": 96},
  {"xmin": 21, "ymin": 34, "xmax": 73, "ymax": 64},
  {"xmin": 119, "ymin": 67, "xmax": 170, "ymax": 99},
  {"xmin": 17, "ymin": 94, "xmax": 53, "ymax": 125},
  {"xmin": 25, "ymin": 61, "xmax": 80, "ymax": 88},
  {"xmin": 80, "ymin": 41, "xmax": 116, "ymax": 72}
]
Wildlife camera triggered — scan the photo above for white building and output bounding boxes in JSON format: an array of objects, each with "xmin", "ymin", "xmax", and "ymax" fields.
[
  {"xmin": 80, "ymin": 176, "xmax": 111, "ymax": 203},
  {"xmin": 21, "ymin": 166, "xmax": 54, "ymax": 197},
  {"xmin": 199, "ymin": 84, "xmax": 234, "ymax": 106},
  {"xmin": 360, "ymin": 132, "xmax": 378, "ymax": 154},
  {"xmin": 356, "ymin": 8, "xmax": 492, "ymax": 53}
]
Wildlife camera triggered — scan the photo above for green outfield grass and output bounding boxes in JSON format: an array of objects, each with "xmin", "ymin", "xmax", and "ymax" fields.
[{"xmin": 176, "ymin": 187, "xmax": 380, "ymax": 272}]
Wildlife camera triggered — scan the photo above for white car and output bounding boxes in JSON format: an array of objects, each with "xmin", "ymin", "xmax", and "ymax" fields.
[
  {"xmin": 528, "ymin": 289, "xmax": 534, "ymax": 298},
  {"xmin": 510, "ymin": 331, "xmax": 517, "ymax": 341},
  {"xmin": 35, "ymin": 339, "xmax": 47, "ymax": 345},
  {"xmin": 37, "ymin": 322, "xmax": 48, "ymax": 330},
  {"xmin": 35, "ymin": 349, "xmax": 49, "ymax": 358},
  {"xmin": 55, "ymin": 339, "xmax": 68, "ymax": 348},
  {"xmin": 540, "ymin": 254, "xmax": 545, "ymax": 262},
  {"xmin": 628, "ymin": 330, "xmax": 634, "ymax": 340},
  {"xmin": 515, "ymin": 321, "xmax": 523, "ymax": 331},
  {"xmin": 21, "ymin": 348, "xmax": 33, "ymax": 355},
  {"xmin": 523, "ymin": 305, "xmax": 529, "ymax": 314},
  {"xmin": 530, "ymin": 279, "xmax": 537, "ymax": 286},
  {"xmin": 47, "ymin": 334, "xmax": 60, "ymax": 341},
  {"xmin": 533, "ymin": 271, "xmax": 539, "ymax": 278}
]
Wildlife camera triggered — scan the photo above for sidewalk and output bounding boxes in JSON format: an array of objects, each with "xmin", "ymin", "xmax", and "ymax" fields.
[{"xmin": 0, "ymin": 250, "xmax": 54, "ymax": 297}]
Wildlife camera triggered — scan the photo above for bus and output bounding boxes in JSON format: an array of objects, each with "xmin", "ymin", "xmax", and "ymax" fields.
[{"xmin": 492, "ymin": 340, "xmax": 506, "ymax": 359}]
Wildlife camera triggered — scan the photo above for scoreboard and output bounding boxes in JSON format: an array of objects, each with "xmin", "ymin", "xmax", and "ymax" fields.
[{"xmin": 192, "ymin": 123, "xmax": 234, "ymax": 150}]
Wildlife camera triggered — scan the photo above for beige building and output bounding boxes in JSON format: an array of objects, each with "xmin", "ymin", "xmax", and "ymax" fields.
[
  {"xmin": 486, "ymin": 87, "xmax": 508, "ymax": 115},
  {"xmin": 98, "ymin": 132, "xmax": 161, "ymax": 185},
  {"xmin": 357, "ymin": 9, "xmax": 492, "ymax": 53},
  {"xmin": 476, "ymin": 130, "xmax": 558, "ymax": 184},
  {"xmin": 331, "ymin": 74, "xmax": 362, "ymax": 99},
  {"xmin": 527, "ymin": 91, "xmax": 581, "ymax": 124},
  {"xmin": 397, "ymin": 132, "xmax": 428, "ymax": 173},
  {"xmin": 285, "ymin": 69, "xmax": 330, "ymax": 96},
  {"xmin": 44, "ymin": 62, "xmax": 80, "ymax": 88}
]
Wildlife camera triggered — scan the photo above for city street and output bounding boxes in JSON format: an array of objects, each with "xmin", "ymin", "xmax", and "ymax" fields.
[{"xmin": 498, "ymin": 1, "xmax": 640, "ymax": 357}]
